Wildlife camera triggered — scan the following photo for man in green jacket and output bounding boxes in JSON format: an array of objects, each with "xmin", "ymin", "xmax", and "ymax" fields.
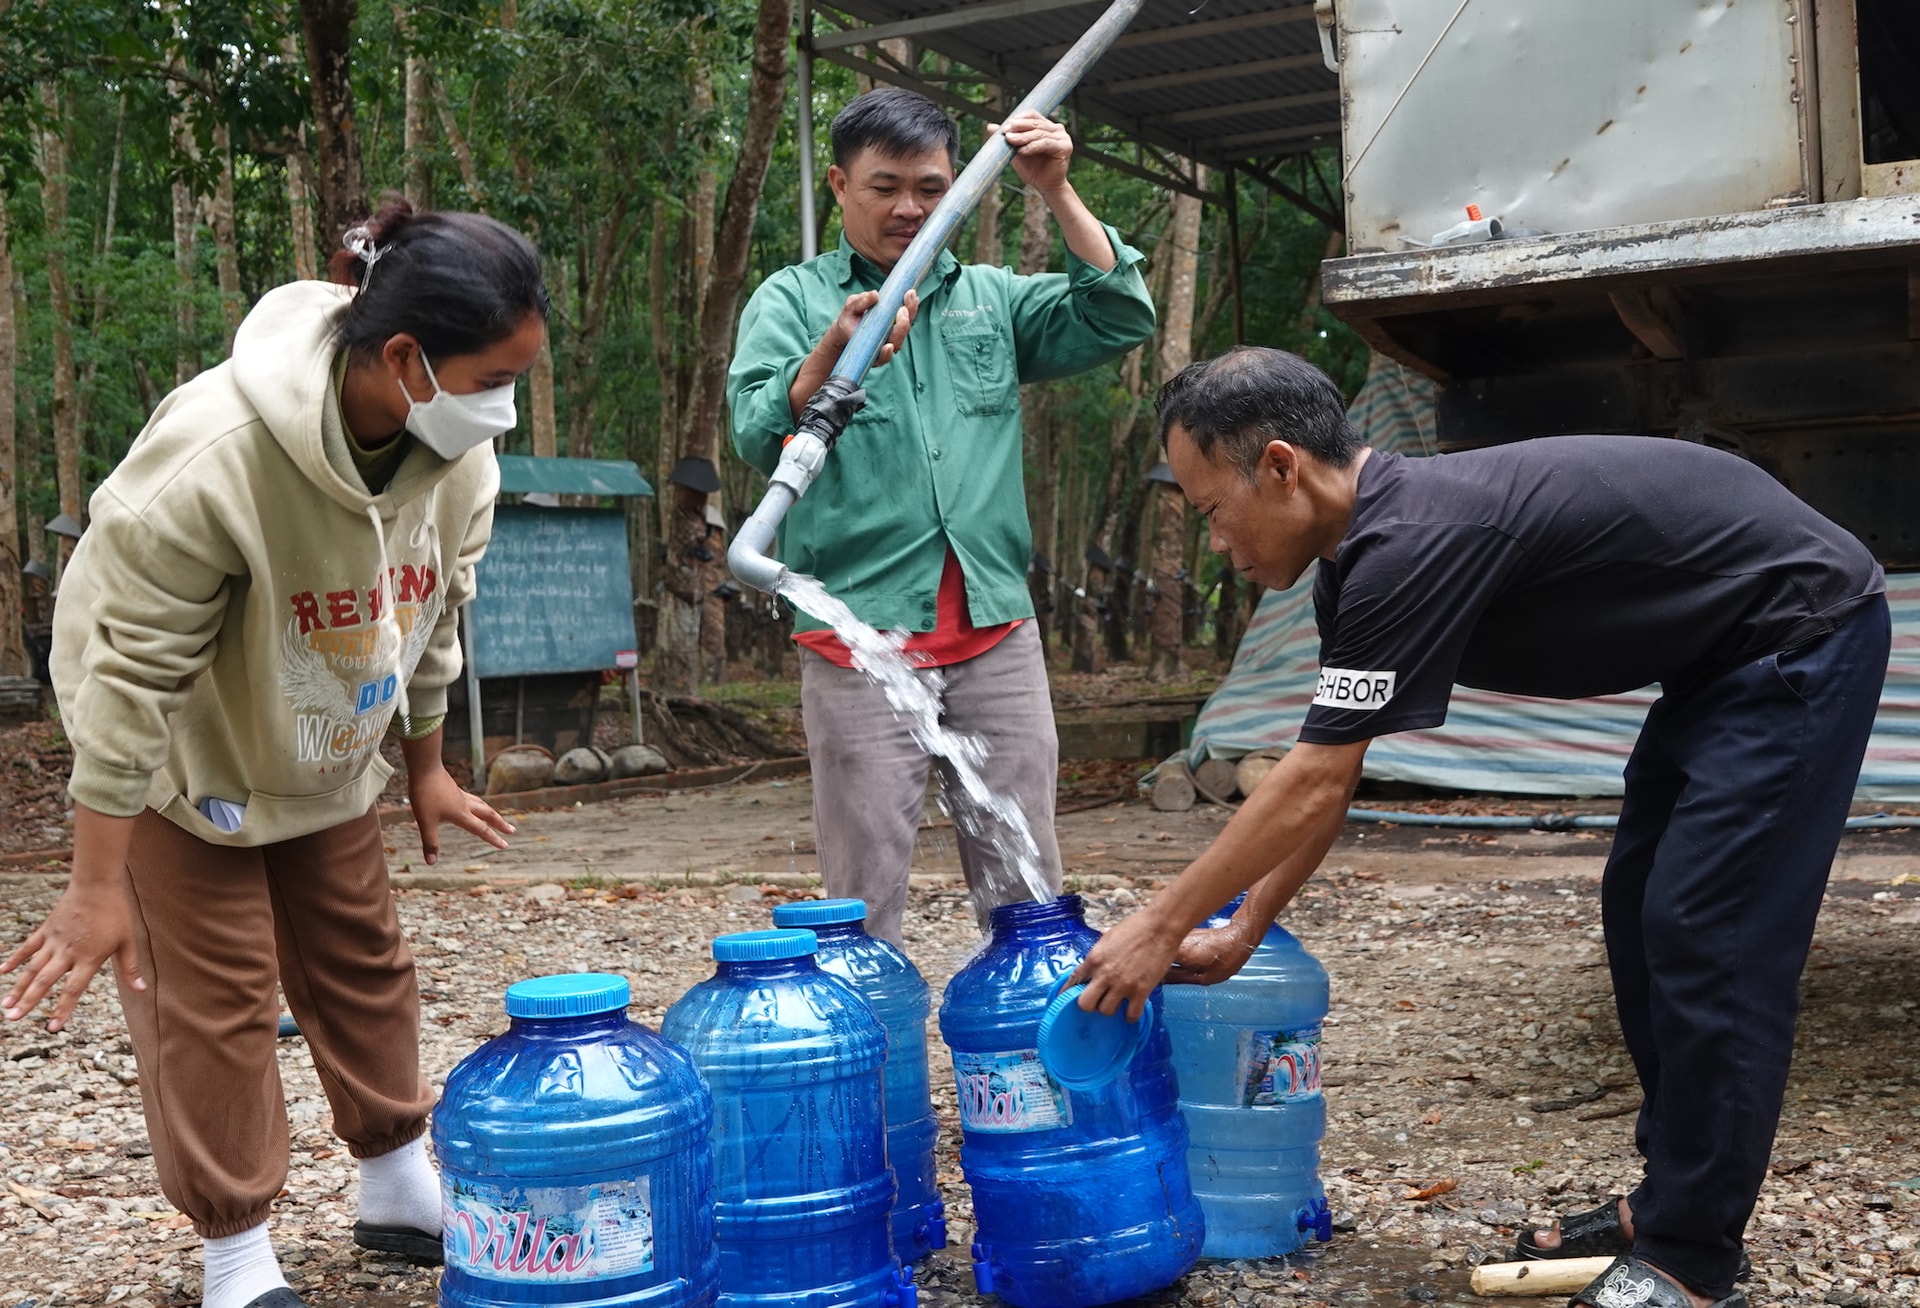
[{"xmin": 729, "ymin": 86, "xmax": 1155, "ymax": 942}]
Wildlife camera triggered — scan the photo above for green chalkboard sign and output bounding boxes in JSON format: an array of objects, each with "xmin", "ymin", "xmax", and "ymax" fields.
[{"xmin": 469, "ymin": 506, "xmax": 637, "ymax": 678}]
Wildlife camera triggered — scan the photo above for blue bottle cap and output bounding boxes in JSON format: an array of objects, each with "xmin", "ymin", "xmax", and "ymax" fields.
[
  {"xmin": 1036, "ymin": 984, "xmax": 1154, "ymax": 1091},
  {"xmin": 712, "ymin": 928, "xmax": 818, "ymax": 962},
  {"xmin": 504, "ymin": 973, "xmax": 631, "ymax": 1019},
  {"xmin": 771, "ymin": 898, "xmax": 869, "ymax": 927}
]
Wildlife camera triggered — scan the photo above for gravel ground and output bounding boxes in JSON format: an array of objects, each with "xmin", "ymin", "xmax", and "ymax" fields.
[{"xmin": 2, "ymin": 816, "xmax": 1917, "ymax": 1308}]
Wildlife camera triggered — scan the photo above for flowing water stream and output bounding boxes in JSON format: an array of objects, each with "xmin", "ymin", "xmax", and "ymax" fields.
[{"xmin": 777, "ymin": 572, "xmax": 1055, "ymax": 915}]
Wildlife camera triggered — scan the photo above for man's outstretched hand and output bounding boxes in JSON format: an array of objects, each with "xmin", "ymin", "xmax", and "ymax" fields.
[
  {"xmin": 1164, "ymin": 917, "xmax": 1261, "ymax": 986},
  {"xmin": 1070, "ymin": 906, "xmax": 1265, "ymax": 1023},
  {"xmin": 1068, "ymin": 906, "xmax": 1186, "ymax": 1022}
]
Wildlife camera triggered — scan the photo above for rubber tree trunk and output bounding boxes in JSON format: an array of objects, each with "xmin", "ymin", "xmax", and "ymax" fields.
[
  {"xmin": 287, "ymin": 127, "xmax": 320, "ymax": 281},
  {"xmin": 298, "ymin": 0, "xmax": 369, "ymax": 250},
  {"xmin": 75, "ymin": 89, "xmax": 125, "ymax": 445},
  {"xmin": 11, "ymin": 268, "xmax": 44, "ymax": 567},
  {"xmin": 398, "ymin": 6, "xmax": 433, "ymax": 209},
  {"xmin": 658, "ymin": 0, "xmax": 792, "ymax": 694},
  {"xmin": 496, "ymin": 0, "xmax": 556, "ymax": 460},
  {"xmin": 1072, "ymin": 562, "xmax": 1108, "ymax": 674},
  {"xmin": 562, "ymin": 194, "xmax": 638, "ymax": 461},
  {"xmin": 1213, "ymin": 566, "xmax": 1240, "ymax": 660},
  {"xmin": 1080, "ymin": 203, "xmax": 1172, "ymax": 668},
  {"xmin": 0, "ymin": 194, "xmax": 23, "ymax": 676},
  {"xmin": 1016, "ymin": 186, "xmax": 1057, "ymax": 654},
  {"xmin": 208, "ymin": 121, "xmax": 245, "ymax": 344},
  {"xmin": 1149, "ymin": 174, "xmax": 1203, "ymax": 680},
  {"xmin": 37, "ymin": 85, "xmax": 81, "ymax": 578},
  {"xmin": 169, "ymin": 110, "xmax": 199, "ymax": 387},
  {"xmin": 433, "ymin": 73, "xmax": 484, "ymax": 207},
  {"xmin": 973, "ymin": 93, "xmax": 1005, "ymax": 269},
  {"xmin": 1147, "ymin": 482, "xmax": 1186, "ymax": 679},
  {"xmin": 701, "ymin": 518, "xmax": 729, "ymax": 685}
]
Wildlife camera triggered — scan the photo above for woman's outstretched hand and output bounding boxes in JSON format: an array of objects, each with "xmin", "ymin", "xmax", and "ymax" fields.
[
  {"xmin": 2, "ymin": 807, "xmax": 144, "ymax": 1033},
  {"xmin": 408, "ymin": 764, "xmax": 513, "ymax": 866}
]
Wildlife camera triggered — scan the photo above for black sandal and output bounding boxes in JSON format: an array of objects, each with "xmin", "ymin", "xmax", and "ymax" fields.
[
  {"xmin": 1515, "ymin": 1195, "xmax": 1630, "ymax": 1261},
  {"xmin": 1570, "ymin": 1255, "xmax": 1747, "ymax": 1308},
  {"xmin": 352, "ymin": 1219, "xmax": 443, "ymax": 1265},
  {"xmin": 1517, "ymin": 1198, "xmax": 1752, "ymax": 1280}
]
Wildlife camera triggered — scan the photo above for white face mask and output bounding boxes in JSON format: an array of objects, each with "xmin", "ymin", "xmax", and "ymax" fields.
[{"xmin": 398, "ymin": 351, "xmax": 516, "ymax": 458}]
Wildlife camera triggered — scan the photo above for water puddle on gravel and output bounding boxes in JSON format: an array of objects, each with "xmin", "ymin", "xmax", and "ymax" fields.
[{"xmin": 899, "ymin": 1234, "xmax": 1537, "ymax": 1306}]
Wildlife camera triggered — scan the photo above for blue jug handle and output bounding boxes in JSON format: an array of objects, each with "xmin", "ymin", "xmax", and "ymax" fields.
[
  {"xmin": 884, "ymin": 1262, "xmax": 918, "ymax": 1307},
  {"xmin": 1295, "ymin": 1195, "xmax": 1334, "ymax": 1243},
  {"xmin": 918, "ymin": 1199, "xmax": 949, "ymax": 1250},
  {"xmin": 971, "ymin": 1240, "xmax": 996, "ymax": 1294}
]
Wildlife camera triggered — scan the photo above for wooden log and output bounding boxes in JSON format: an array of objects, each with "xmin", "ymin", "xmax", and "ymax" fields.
[
  {"xmin": 1234, "ymin": 748, "xmax": 1285, "ymax": 797},
  {"xmin": 1150, "ymin": 754, "xmax": 1196, "ymax": 812},
  {"xmin": 1193, "ymin": 756, "xmax": 1241, "ymax": 803},
  {"xmin": 1471, "ymin": 1256, "xmax": 1614, "ymax": 1297}
]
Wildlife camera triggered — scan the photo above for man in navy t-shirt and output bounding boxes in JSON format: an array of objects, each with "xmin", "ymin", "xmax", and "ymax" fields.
[{"xmin": 1072, "ymin": 347, "xmax": 1888, "ymax": 1308}]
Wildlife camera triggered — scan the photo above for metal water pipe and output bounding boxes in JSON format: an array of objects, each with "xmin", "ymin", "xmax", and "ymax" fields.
[{"xmin": 729, "ymin": 0, "xmax": 1150, "ymax": 595}]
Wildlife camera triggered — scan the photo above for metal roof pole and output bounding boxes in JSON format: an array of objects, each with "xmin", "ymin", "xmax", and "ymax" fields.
[
  {"xmin": 730, "ymin": 0, "xmax": 1150, "ymax": 596},
  {"xmin": 1226, "ymin": 165, "xmax": 1246, "ymax": 345},
  {"xmin": 797, "ymin": 1, "xmax": 819, "ymax": 262}
]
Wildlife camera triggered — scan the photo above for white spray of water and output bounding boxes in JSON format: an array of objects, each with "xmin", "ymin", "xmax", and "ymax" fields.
[{"xmin": 778, "ymin": 572, "xmax": 1053, "ymax": 913}]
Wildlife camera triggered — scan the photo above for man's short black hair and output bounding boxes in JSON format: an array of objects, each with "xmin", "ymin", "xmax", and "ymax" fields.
[
  {"xmin": 1157, "ymin": 346, "xmax": 1363, "ymax": 480},
  {"xmin": 831, "ymin": 86, "xmax": 961, "ymax": 170}
]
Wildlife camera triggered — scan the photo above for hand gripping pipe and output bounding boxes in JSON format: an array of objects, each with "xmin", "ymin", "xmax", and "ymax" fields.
[{"xmin": 729, "ymin": 0, "xmax": 1151, "ymax": 595}]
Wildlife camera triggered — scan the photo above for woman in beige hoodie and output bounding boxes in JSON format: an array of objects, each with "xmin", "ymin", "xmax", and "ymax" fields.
[{"xmin": 1, "ymin": 202, "xmax": 547, "ymax": 1308}]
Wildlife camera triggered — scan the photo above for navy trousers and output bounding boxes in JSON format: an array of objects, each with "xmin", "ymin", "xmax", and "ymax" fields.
[{"xmin": 1602, "ymin": 597, "xmax": 1890, "ymax": 1297}]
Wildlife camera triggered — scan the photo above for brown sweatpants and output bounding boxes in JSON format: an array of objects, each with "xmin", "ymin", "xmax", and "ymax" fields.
[{"xmin": 114, "ymin": 807, "xmax": 433, "ymax": 1238}]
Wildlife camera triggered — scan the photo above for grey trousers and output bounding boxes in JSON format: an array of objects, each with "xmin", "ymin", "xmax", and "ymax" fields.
[{"xmin": 800, "ymin": 621, "xmax": 1065, "ymax": 944}]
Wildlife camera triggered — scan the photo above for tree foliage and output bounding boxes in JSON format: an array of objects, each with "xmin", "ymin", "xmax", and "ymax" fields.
[{"xmin": 0, "ymin": 0, "xmax": 1363, "ymax": 684}]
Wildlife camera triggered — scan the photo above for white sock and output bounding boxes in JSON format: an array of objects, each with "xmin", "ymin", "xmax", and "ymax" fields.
[
  {"xmin": 201, "ymin": 1221, "xmax": 289, "ymax": 1308},
  {"xmin": 357, "ymin": 1135, "xmax": 442, "ymax": 1234}
]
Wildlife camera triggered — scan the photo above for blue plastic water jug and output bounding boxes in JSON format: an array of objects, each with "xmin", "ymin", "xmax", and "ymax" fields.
[
  {"xmin": 662, "ymin": 929, "xmax": 916, "ymax": 1308},
  {"xmin": 1159, "ymin": 895, "xmax": 1333, "ymax": 1258},
  {"xmin": 939, "ymin": 895, "xmax": 1204, "ymax": 1308},
  {"xmin": 433, "ymin": 972, "xmax": 719, "ymax": 1308},
  {"xmin": 771, "ymin": 899, "xmax": 945, "ymax": 1262}
]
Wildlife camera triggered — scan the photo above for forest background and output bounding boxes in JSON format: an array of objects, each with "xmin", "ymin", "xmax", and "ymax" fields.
[{"xmin": 0, "ymin": 0, "xmax": 1361, "ymax": 694}]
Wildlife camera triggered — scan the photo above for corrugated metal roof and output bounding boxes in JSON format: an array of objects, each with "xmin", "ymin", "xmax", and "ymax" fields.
[
  {"xmin": 494, "ymin": 455, "xmax": 655, "ymax": 498},
  {"xmin": 813, "ymin": 0, "xmax": 1340, "ymax": 187}
]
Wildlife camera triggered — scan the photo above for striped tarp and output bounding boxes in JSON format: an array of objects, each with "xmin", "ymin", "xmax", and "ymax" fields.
[{"xmin": 1189, "ymin": 357, "xmax": 1920, "ymax": 801}]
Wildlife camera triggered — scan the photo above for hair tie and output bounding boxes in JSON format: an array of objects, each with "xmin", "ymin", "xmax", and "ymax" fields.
[{"xmin": 343, "ymin": 224, "xmax": 387, "ymax": 289}]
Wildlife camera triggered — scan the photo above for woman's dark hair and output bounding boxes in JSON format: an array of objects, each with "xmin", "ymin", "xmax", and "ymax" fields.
[
  {"xmin": 1157, "ymin": 346, "xmax": 1364, "ymax": 480},
  {"xmin": 830, "ymin": 86, "xmax": 961, "ymax": 170},
  {"xmin": 328, "ymin": 199, "xmax": 549, "ymax": 364}
]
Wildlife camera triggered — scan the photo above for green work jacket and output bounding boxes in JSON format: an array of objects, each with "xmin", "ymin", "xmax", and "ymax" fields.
[{"xmin": 728, "ymin": 227, "xmax": 1154, "ymax": 635}]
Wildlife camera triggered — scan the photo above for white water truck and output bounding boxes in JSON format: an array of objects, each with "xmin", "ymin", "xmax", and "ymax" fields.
[{"xmin": 1318, "ymin": 0, "xmax": 1920, "ymax": 567}]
